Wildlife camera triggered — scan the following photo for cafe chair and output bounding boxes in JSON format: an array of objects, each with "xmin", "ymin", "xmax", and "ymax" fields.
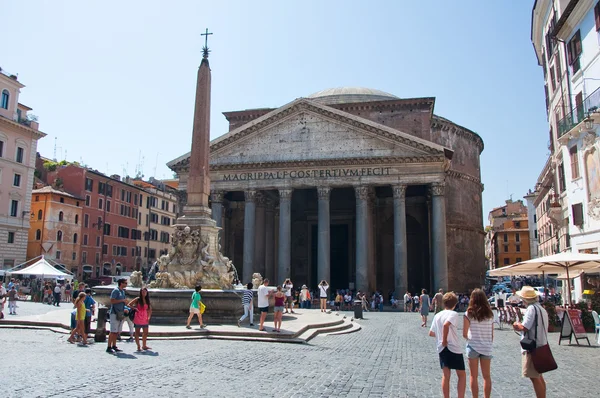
[{"xmin": 592, "ymin": 310, "xmax": 600, "ymax": 338}]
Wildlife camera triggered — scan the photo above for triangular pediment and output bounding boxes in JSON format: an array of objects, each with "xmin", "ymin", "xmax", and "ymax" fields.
[{"xmin": 168, "ymin": 98, "xmax": 448, "ymax": 170}]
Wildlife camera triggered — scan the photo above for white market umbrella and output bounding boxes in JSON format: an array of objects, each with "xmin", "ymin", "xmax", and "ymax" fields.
[
  {"xmin": 10, "ymin": 256, "xmax": 71, "ymax": 279},
  {"xmin": 489, "ymin": 252, "xmax": 600, "ymax": 305}
]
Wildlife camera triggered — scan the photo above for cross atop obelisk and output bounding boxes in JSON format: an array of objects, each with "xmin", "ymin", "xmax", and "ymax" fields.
[
  {"xmin": 179, "ymin": 28, "xmax": 214, "ymax": 226},
  {"xmin": 201, "ymin": 28, "xmax": 213, "ymax": 59}
]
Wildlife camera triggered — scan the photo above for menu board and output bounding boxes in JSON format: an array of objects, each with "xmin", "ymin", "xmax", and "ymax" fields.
[
  {"xmin": 559, "ymin": 309, "xmax": 591, "ymax": 346},
  {"xmin": 566, "ymin": 310, "xmax": 588, "ymax": 339}
]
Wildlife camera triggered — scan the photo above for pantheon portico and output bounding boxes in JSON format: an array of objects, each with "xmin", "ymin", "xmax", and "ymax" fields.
[{"xmin": 169, "ymin": 87, "xmax": 485, "ymax": 295}]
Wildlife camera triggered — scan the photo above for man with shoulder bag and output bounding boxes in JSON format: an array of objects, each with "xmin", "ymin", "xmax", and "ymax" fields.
[
  {"xmin": 513, "ymin": 286, "xmax": 557, "ymax": 398},
  {"xmin": 107, "ymin": 278, "xmax": 128, "ymax": 354}
]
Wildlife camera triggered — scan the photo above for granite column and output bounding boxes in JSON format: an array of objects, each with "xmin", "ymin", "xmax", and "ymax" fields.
[
  {"xmin": 278, "ymin": 189, "xmax": 293, "ymax": 284},
  {"xmin": 431, "ymin": 182, "xmax": 448, "ymax": 291},
  {"xmin": 355, "ymin": 186, "xmax": 369, "ymax": 293},
  {"xmin": 265, "ymin": 199, "xmax": 275, "ymax": 282},
  {"xmin": 392, "ymin": 185, "xmax": 408, "ymax": 304},
  {"xmin": 242, "ymin": 190, "xmax": 256, "ymax": 284},
  {"xmin": 317, "ymin": 187, "xmax": 331, "ymax": 285}
]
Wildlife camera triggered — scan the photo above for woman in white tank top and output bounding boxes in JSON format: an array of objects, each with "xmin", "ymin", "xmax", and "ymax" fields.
[{"xmin": 463, "ymin": 288, "xmax": 494, "ymax": 398}]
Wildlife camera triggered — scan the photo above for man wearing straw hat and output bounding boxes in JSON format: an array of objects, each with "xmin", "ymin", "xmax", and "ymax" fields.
[{"xmin": 512, "ymin": 286, "xmax": 549, "ymax": 398}]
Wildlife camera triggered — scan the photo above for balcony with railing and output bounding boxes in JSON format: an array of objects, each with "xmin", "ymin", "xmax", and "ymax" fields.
[{"xmin": 558, "ymin": 86, "xmax": 600, "ymax": 137}]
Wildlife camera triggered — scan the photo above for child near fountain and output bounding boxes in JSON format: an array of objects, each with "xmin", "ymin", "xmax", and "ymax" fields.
[{"xmin": 186, "ymin": 285, "xmax": 205, "ymax": 329}]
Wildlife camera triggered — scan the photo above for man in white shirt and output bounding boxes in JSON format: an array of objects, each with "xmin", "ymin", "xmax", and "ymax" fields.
[
  {"xmin": 403, "ymin": 291, "xmax": 411, "ymax": 312},
  {"xmin": 257, "ymin": 279, "xmax": 271, "ymax": 331},
  {"xmin": 283, "ymin": 279, "xmax": 295, "ymax": 314},
  {"xmin": 512, "ymin": 286, "xmax": 549, "ymax": 397},
  {"xmin": 318, "ymin": 280, "xmax": 329, "ymax": 312},
  {"xmin": 429, "ymin": 292, "xmax": 466, "ymax": 398},
  {"xmin": 53, "ymin": 284, "xmax": 62, "ymax": 307}
]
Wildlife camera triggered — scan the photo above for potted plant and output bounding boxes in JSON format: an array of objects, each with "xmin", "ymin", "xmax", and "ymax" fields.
[{"xmin": 542, "ymin": 301, "xmax": 560, "ymax": 332}]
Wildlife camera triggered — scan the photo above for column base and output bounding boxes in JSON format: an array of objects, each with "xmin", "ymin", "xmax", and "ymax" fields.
[{"xmin": 179, "ymin": 205, "xmax": 216, "ymax": 227}]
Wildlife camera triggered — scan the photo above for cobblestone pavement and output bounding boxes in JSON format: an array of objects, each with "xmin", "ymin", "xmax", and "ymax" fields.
[{"xmin": 2, "ymin": 310, "xmax": 599, "ymax": 398}]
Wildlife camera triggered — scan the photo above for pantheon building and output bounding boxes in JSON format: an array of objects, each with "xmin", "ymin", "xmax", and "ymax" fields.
[{"xmin": 168, "ymin": 87, "xmax": 485, "ymax": 295}]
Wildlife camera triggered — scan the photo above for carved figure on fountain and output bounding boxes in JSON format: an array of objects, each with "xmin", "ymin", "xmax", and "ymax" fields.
[
  {"xmin": 129, "ymin": 271, "xmax": 143, "ymax": 288},
  {"xmin": 252, "ymin": 273, "xmax": 263, "ymax": 289},
  {"xmin": 147, "ymin": 223, "xmax": 237, "ymax": 289}
]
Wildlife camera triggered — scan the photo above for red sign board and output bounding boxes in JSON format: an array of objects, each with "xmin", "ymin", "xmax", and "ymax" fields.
[{"xmin": 567, "ymin": 310, "xmax": 587, "ymax": 338}]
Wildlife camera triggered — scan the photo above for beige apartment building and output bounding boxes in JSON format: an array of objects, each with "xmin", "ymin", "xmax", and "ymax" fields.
[
  {"xmin": 0, "ymin": 67, "xmax": 46, "ymax": 269},
  {"xmin": 132, "ymin": 178, "xmax": 179, "ymax": 271}
]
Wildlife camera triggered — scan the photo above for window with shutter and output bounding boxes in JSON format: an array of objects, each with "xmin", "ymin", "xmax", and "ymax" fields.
[
  {"xmin": 575, "ymin": 91, "xmax": 584, "ymax": 122},
  {"xmin": 570, "ymin": 145, "xmax": 580, "ymax": 179},
  {"xmin": 572, "ymin": 203, "xmax": 584, "ymax": 226},
  {"xmin": 568, "ymin": 30, "xmax": 582, "ymax": 73}
]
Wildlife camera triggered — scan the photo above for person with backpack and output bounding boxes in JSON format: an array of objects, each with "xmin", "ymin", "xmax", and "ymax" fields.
[{"xmin": 186, "ymin": 285, "xmax": 205, "ymax": 329}]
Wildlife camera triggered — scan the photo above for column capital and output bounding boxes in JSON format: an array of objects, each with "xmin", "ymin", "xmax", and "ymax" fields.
[
  {"xmin": 256, "ymin": 192, "xmax": 267, "ymax": 207},
  {"xmin": 430, "ymin": 182, "xmax": 445, "ymax": 196},
  {"xmin": 210, "ymin": 190, "xmax": 225, "ymax": 203},
  {"xmin": 317, "ymin": 186, "xmax": 331, "ymax": 201},
  {"xmin": 279, "ymin": 188, "xmax": 293, "ymax": 200},
  {"xmin": 392, "ymin": 184, "xmax": 407, "ymax": 199},
  {"xmin": 244, "ymin": 190, "xmax": 257, "ymax": 202},
  {"xmin": 367, "ymin": 187, "xmax": 376, "ymax": 203},
  {"xmin": 354, "ymin": 186, "xmax": 369, "ymax": 201},
  {"xmin": 264, "ymin": 197, "xmax": 275, "ymax": 211}
]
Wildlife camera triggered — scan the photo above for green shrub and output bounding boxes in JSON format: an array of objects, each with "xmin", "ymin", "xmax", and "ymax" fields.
[
  {"xmin": 43, "ymin": 161, "xmax": 58, "ymax": 171},
  {"xmin": 576, "ymin": 301, "xmax": 595, "ymax": 331},
  {"xmin": 543, "ymin": 301, "xmax": 560, "ymax": 327}
]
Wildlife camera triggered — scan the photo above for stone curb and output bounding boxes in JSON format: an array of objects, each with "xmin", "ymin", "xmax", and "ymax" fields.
[{"xmin": 0, "ymin": 317, "xmax": 358, "ymax": 344}]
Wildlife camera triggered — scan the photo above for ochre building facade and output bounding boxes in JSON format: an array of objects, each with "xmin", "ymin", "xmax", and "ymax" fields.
[{"xmin": 169, "ymin": 87, "xmax": 485, "ymax": 295}]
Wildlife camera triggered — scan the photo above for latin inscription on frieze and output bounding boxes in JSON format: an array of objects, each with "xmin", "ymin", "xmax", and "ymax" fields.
[{"xmin": 222, "ymin": 167, "xmax": 391, "ymax": 181}]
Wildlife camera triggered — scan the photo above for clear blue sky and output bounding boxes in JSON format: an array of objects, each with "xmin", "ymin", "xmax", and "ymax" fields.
[{"xmin": 3, "ymin": 1, "xmax": 547, "ymax": 222}]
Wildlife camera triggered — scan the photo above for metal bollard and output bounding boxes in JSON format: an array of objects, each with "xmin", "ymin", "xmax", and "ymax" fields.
[
  {"xmin": 95, "ymin": 307, "xmax": 108, "ymax": 342},
  {"xmin": 353, "ymin": 299, "xmax": 363, "ymax": 319}
]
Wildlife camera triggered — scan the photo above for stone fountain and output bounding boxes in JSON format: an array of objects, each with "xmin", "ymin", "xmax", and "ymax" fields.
[{"xmin": 93, "ymin": 34, "xmax": 249, "ymax": 324}]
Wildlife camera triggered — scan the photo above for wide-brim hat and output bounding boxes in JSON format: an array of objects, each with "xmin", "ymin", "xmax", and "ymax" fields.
[
  {"xmin": 516, "ymin": 286, "xmax": 539, "ymax": 300},
  {"xmin": 301, "ymin": 285, "xmax": 307, "ymax": 289}
]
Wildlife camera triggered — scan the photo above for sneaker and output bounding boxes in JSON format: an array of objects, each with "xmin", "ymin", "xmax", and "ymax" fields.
[
  {"xmin": 237, "ymin": 320, "xmax": 241, "ymax": 327},
  {"xmin": 106, "ymin": 347, "xmax": 115, "ymax": 354},
  {"xmin": 112, "ymin": 346, "xmax": 123, "ymax": 352},
  {"xmin": 250, "ymin": 323, "xmax": 255, "ymax": 326},
  {"xmin": 185, "ymin": 325, "xmax": 191, "ymax": 329},
  {"xmin": 127, "ymin": 337, "xmax": 134, "ymax": 343}
]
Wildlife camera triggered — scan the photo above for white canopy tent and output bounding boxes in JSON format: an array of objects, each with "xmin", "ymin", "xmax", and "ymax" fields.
[
  {"xmin": 488, "ymin": 252, "xmax": 600, "ymax": 304},
  {"xmin": 10, "ymin": 256, "xmax": 73, "ymax": 280}
]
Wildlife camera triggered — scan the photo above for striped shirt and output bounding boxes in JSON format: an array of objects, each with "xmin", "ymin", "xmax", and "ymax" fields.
[
  {"xmin": 465, "ymin": 314, "xmax": 494, "ymax": 356},
  {"xmin": 242, "ymin": 289, "xmax": 253, "ymax": 305}
]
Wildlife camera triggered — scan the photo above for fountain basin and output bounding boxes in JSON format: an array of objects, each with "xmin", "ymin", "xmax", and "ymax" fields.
[{"xmin": 92, "ymin": 285, "xmax": 246, "ymax": 324}]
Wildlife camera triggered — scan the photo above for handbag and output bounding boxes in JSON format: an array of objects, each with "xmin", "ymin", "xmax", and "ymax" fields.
[
  {"xmin": 200, "ymin": 302, "xmax": 206, "ymax": 315},
  {"xmin": 115, "ymin": 310, "xmax": 126, "ymax": 321},
  {"xmin": 529, "ymin": 305, "xmax": 558, "ymax": 373},
  {"xmin": 520, "ymin": 305, "xmax": 539, "ymax": 351}
]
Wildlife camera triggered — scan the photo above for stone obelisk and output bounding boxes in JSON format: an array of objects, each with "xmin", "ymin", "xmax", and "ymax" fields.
[{"xmin": 179, "ymin": 34, "xmax": 215, "ymax": 227}]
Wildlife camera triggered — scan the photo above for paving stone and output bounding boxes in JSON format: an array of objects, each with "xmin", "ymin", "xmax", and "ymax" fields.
[{"xmin": 2, "ymin": 310, "xmax": 599, "ymax": 397}]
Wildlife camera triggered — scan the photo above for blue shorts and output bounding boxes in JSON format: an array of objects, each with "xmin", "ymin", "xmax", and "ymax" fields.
[
  {"xmin": 466, "ymin": 344, "xmax": 493, "ymax": 360},
  {"xmin": 439, "ymin": 347, "xmax": 465, "ymax": 370}
]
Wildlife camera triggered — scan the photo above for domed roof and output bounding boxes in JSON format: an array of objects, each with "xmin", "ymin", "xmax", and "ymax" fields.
[{"xmin": 307, "ymin": 87, "xmax": 399, "ymax": 105}]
